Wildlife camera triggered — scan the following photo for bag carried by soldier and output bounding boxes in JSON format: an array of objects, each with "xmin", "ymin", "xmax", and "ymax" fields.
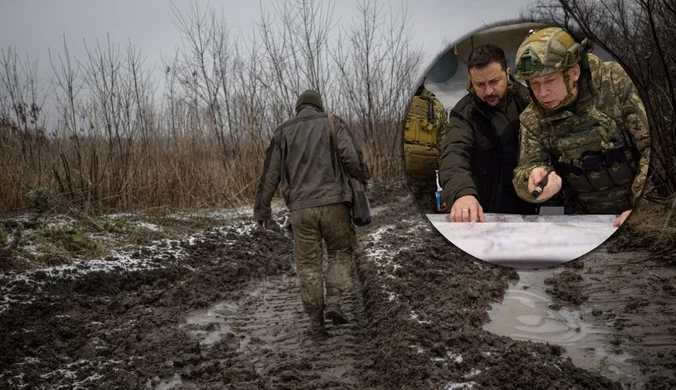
[
  {"xmin": 328, "ymin": 114, "xmax": 372, "ymax": 226},
  {"xmin": 404, "ymin": 93, "xmax": 444, "ymax": 180}
]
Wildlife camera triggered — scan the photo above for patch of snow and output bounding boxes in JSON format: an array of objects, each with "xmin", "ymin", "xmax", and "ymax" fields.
[
  {"xmin": 66, "ymin": 359, "xmax": 91, "ymax": 368},
  {"xmin": 41, "ymin": 367, "xmax": 77, "ymax": 380},
  {"xmin": 165, "ymin": 203, "xmax": 290, "ymax": 223},
  {"xmin": 22, "ymin": 245, "xmax": 43, "ymax": 256},
  {"xmin": 410, "ymin": 311, "xmax": 432, "ymax": 325},
  {"xmin": 0, "ymin": 210, "xmax": 273, "ymax": 316},
  {"xmin": 365, "ymin": 248, "xmax": 390, "ymax": 260},
  {"xmin": 1, "ymin": 293, "xmax": 35, "ymax": 315},
  {"xmin": 45, "ymin": 216, "xmax": 76, "ymax": 230},
  {"xmin": 234, "ymin": 222, "xmax": 256, "ymax": 235},
  {"xmin": 370, "ymin": 225, "xmax": 394, "ymax": 243},
  {"xmin": 442, "ymin": 382, "xmax": 477, "ymax": 390},
  {"xmin": 84, "ymin": 231, "xmax": 115, "ymax": 242},
  {"xmin": 447, "ymin": 352, "xmax": 463, "ymax": 363},
  {"xmin": 364, "ymin": 246, "xmax": 406, "ymax": 274},
  {"xmin": 387, "ymin": 291, "xmax": 398, "ymax": 302},
  {"xmin": 2, "ymin": 373, "xmax": 28, "ymax": 389},
  {"xmin": 101, "ymin": 213, "xmax": 137, "ymax": 220},
  {"xmin": 40, "ymin": 251, "xmax": 164, "ymax": 276},
  {"xmin": 0, "ymin": 235, "xmax": 193, "ymax": 314},
  {"xmin": 132, "ymin": 221, "xmax": 161, "ymax": 232},
  {"xmin": 463, "ymin": 369, "xmax": 481, "ymax": 379}
]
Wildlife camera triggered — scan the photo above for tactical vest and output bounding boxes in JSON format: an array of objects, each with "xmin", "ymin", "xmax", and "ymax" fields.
[
  {"xmin": 404, "ymin": 95, "xmax": 444, "ymax": 180},
  {"xmin": 545, "ymin": 97, "xmax": 639, "ymax": 213}
]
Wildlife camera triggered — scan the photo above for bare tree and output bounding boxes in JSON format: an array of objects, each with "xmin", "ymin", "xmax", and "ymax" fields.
[
  {"xmin": 255, "ymin": 0, "xmax": 337, "ymax": 119},
  {"xmin": 333, "ymin": 0, "xmax": 423, "ymax": 181},
  {"xmin": 171, "ymin": 1, "xmax": 238, "ymax": 156},
  {"xmin": 49, "ymin": 37, "xmax": 88, "ymax": 208},
  {"xmin": 0, "ymin": 47, "xmax": 47, "ymax": 168}
]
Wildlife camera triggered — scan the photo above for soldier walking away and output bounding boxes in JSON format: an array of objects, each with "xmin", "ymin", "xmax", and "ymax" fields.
[
  {"xmin": 512, "ymin": 27, "xmax": 650, "ymax": 227},
  {"xmin": 254, "ymin": 90, "xmax": 369, "ymax": 340}
]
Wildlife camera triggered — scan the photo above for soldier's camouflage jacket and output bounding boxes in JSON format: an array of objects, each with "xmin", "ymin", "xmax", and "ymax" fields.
[{"xmin": 513, "ymin": 53, "xmax": 650, "ymax": 214}]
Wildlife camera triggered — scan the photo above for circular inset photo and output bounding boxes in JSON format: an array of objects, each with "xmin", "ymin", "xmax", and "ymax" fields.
[{"xmin": 403, "ymin": 22, "xmax": 652, "ymax": 268}]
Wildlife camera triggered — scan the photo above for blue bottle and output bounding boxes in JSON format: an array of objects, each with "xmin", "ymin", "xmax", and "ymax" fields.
[{"xmin": 435, "ymin": 169, "xmax": 442, "ymax": 211}]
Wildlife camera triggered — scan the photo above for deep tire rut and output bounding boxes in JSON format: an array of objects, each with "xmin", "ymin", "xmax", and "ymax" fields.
[{"xmin": 182, "ymin": 270, "xmax": 367, "ymax": 389}]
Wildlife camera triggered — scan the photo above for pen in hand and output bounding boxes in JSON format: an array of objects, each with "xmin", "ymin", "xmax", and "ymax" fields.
[{"xmin": 531, "ymin": 170, "xmax": 552, "ymax": 198}]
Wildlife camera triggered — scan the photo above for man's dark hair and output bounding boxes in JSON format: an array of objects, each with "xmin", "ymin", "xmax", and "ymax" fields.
[{"xmin": 467, "ymin": 44, "xmax": 507, "ymax": 72}]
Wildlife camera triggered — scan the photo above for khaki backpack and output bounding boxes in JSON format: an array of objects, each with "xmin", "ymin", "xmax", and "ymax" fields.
[{"xmin": 404, "ymin": 95, "xmax": 444, "ymax": 180}]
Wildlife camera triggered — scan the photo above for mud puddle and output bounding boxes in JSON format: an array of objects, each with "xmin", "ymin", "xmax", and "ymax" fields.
[
  {"xmin": 182, "ymin": 301, "xmax": 246, "ymax": 349},
  {"xmin": 484, "ymin": 268, "xmax": 643, "ymax": 388}
]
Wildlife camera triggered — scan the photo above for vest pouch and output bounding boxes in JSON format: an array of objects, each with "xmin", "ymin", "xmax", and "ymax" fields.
[
  {"xmin": 604, "ymin": 145, "xmax": 638, "ymax": 186},
  {"xmin": 557, "ymin": 158, "xmax": 594, "ymax": 193},
  {"xmin": 606, "ymin": 160, "xmax": 636, "ymax": 186},
  {"xmin": 580, "ymin": 150, "xmax": 614, "ymax": 192},
  {"xmin": 404, "ymin": 143, "xmax": 438, "ymax": 180},
  {"xmin": 585, "ymin": 170, "xmax": 615, "ymax": 192},
  {"xmin": 566, "ymin": 171, "xmax": 595, "ymax": 193},
  {"xmin": 405, "ymin": 97, "xmax": 438, "ymax": 146}
]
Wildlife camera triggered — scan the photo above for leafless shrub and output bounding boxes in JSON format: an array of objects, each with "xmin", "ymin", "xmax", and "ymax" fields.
[{"xmin": 0, "ymin": 0, "xmax": 423, "ymax": 214}]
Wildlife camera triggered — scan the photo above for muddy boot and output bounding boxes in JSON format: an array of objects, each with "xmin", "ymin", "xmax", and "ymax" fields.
[
  {"xmin": 324, "ymin": 303, "xmax": 348, "ymax": 325},
  {"xmin": 305, "ymin": 314, "xmax": 328, "ymax": 341}
]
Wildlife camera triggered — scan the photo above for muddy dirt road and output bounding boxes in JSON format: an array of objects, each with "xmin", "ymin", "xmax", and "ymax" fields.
[{"xmin": 1, "ymin": 185, "xmax": 673, "ymax": 389}]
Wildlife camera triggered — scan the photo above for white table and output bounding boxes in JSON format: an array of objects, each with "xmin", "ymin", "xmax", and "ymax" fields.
[{"xmin": 425, "ymin": 213, "xmax": 619, "ymax": 268}]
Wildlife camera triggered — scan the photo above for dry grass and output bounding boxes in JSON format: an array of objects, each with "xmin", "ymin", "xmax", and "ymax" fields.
[
  {"xmin": 627, "ymin": 199, "xmax": 676, "ymax": 243},
  {"xmin": 608, "ymin": 198, "xmax": 676, "ymax": 263},
  {"xmin": 0, "ymin": 118, "xmax": 405, "ymax": 217},
  {"xmin": 0, "ymin": 128, "xmax": 271, "ymax": 215}
]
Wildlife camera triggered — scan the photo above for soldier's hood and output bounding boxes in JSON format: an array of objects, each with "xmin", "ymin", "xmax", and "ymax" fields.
[{"xmin": 296, "ymin": 104, "xmax": 323, "ymax": 116}]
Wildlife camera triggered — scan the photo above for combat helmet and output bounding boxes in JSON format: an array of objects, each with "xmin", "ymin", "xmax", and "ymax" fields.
[{"xmin": 515, "ymin": 27, "xmax": 591, "ymax": 110}]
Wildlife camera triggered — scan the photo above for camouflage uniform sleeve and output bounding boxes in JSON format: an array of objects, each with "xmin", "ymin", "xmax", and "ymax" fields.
[
  {"xmin": 512, "ymin": 109, "xmax": 553, "ymax": 203},
  {"xmin": 610, "ymin": 62, "xmax": 650, "ymax": 207}
]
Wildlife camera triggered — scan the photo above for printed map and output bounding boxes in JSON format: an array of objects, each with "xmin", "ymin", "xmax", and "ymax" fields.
[{"xmin": 426, "ymin": 213, "xmax": 619, "ymax": 268}]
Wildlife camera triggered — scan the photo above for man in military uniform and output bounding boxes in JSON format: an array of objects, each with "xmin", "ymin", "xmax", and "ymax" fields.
[
  {"xmin": 512, "ymin": 27, "xmax": 650, "ymax": 227},
  {"xmin": 254, "ymin": 90, "xmax": 368, "ymax": 340},
  {"xmin": 404, "ymin": 80, "xmax": 447, "ymax": 213},
  {"xmin": 438, "ymin": 43, "xmax": 537, "ymax": 223}
]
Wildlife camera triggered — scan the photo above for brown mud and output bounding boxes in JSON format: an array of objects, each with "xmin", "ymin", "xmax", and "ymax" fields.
[{"xmin": 0, "ymin": 184, "xmax": 669, "ymax": 389}]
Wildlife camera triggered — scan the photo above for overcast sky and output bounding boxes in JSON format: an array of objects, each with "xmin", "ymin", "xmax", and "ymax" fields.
[{"xmin": 0, "ymin": 0, "xmax": 535, "ymax": 79}]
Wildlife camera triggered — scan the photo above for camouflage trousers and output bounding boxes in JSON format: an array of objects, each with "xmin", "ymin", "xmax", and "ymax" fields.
[{"xmin": 289, "ymin": 202, "xmax": 356, "ymax": 318}]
